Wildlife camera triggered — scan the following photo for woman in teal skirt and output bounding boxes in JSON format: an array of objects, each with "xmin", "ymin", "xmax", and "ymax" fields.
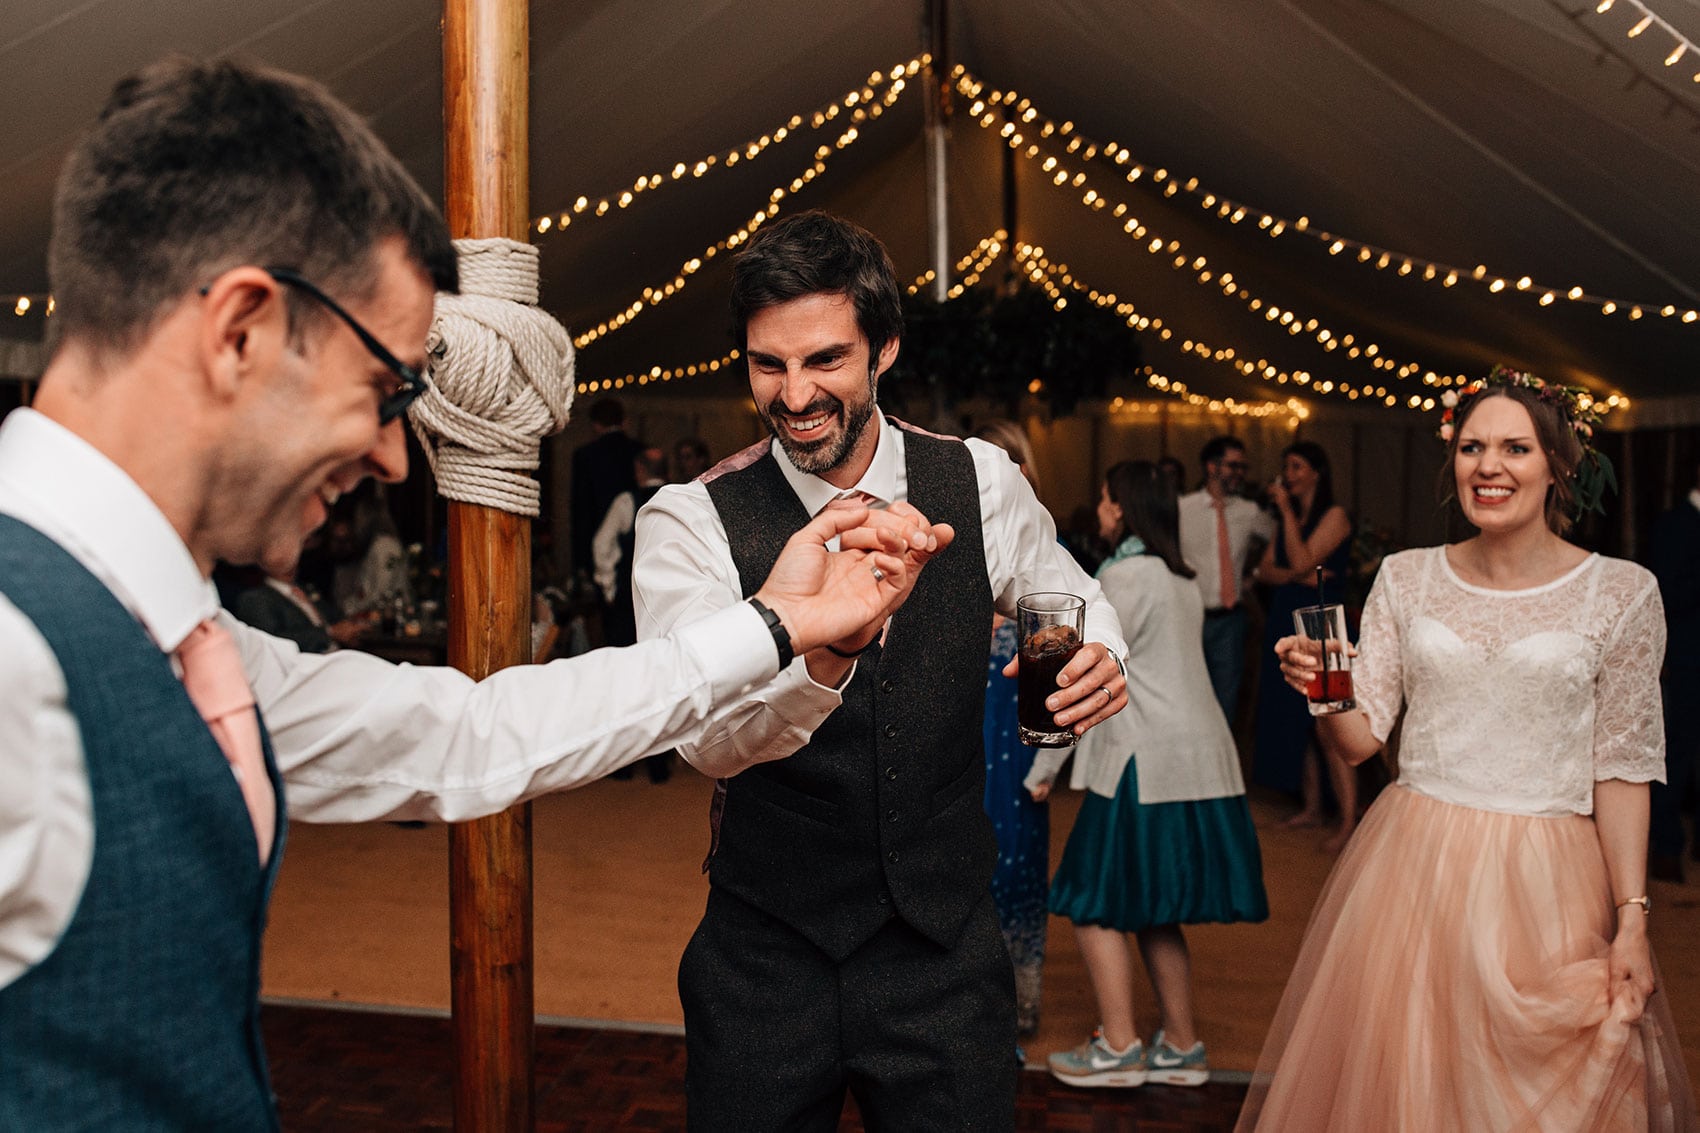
[{"xmin": 1028, "ymin": 460, "xmax": 1267, "ymax": 1089}]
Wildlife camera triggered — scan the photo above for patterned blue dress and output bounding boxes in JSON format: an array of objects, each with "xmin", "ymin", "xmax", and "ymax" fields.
[{"xmin": 983, "ymin": 616, "xmax": 1049, "ymax": 1031}]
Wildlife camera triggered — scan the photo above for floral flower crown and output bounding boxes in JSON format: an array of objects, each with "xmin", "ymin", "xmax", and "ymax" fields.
[{"xmin": 1436, "ymin": 365, "xmax": 1617, "ymax": 520}]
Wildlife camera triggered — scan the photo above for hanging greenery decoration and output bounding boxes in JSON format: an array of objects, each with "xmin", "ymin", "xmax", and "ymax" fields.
[{"xmin": 887, "ymin": 284, "xmax": 1143, "ymax": 416}]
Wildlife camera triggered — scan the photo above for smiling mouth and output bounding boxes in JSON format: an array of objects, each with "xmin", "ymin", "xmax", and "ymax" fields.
[
  {"xmin": 1472, "ymin": 485, "xmax": 1514, "ymax": 501},
  {"xmin": 781, "ymin": 411, "xmax": 832, "ymax": 435}
]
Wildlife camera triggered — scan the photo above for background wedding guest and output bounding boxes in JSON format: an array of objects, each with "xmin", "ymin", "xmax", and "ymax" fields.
[
  {"xmin": 231, "ymin": 563, "xmax": 370, "ymax": 654},
  {"xmin": 1032, "ymin": 461, "xmax": 1267, "ymax": 1091},
  {"xmin": 972, "ymin": 418, "xmax": 1052, "ymax": 1038},
  {"xmin": 570, "ymin": 395, "xmax": 642, "ymax": 580},
  {"xmin": 1648, "ymin": 456, "xmax": 1700, "ymax": 882},
  {"xmin": 673, "ymin": 436, "xmax": 712, "ymax": 483},
  {"xmin": 1239, "ymin": 373, "xmax": 1696, "ymax": 1130},
  {"xmin": 1250, "ymin": 441, "xmax": 1356, "ymax": 851},
  {"xmin": 595, "ymin": 444, "xmax": 676, "ymax": 783},
  {"xmin": 1178, "ymin": 436, "xmax": 1274, "ymax": 725}
]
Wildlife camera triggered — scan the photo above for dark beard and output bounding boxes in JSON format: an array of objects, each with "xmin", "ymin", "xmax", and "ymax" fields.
[{"xmin": 761, "ymin": 389, "xmax": 877, "ymax": 476}]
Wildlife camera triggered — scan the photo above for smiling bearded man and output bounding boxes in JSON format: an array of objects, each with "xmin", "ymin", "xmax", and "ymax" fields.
[{"xmin": 632, "ymin": 210, "xmax": 1133, "ymax": 1133}]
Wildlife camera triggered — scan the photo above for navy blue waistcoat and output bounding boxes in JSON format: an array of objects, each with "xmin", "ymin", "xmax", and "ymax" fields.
[
  {"xmin": 0, "ymin": 514, "xmax": 286, "ymax": 1131},
  {"xmin": 705, "ymin": 428, "xmax": 997, "ymax": 961}
]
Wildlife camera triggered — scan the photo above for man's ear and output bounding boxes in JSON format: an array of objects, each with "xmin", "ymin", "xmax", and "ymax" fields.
[
  {"xmin": 196, "ymin": 266, "xmax": 289, "ymax": 402},
  {"xmin": 872, "ymin": 335, "xmax": 900, "ymax": 382}
]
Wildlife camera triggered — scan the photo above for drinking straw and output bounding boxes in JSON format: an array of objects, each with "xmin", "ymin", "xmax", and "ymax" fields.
[{"xmin": 1316, "ymin": 565, "xmax": 1330, "ymax": 679}]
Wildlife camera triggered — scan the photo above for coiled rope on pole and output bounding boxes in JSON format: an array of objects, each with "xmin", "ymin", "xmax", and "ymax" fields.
[{"xmin": 409, "ymin": 237, "xmax": 575, "ymax": 516}]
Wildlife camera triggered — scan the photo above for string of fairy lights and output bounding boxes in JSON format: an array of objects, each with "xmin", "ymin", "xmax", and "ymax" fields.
[
  {"xmin": 905, "ymin": 230, "xmax": 1302, "ymax": 421},
  {"xmin": 576, "ymin": 348, "xmax": 742, "ymax": 396},
  {"xmin": 1, "ymin": 53, "xmax": 1660, "ymax": 427},
  {"xmin": 536, "ymin": 58, "xmax": 924, "ymax": 237},
  {"xmin": 951, "ymin": 73, "xmax": 1639, "ymax": 416},
  {"xmin": 1011, "ymin": 240, "xmax": 1322, "ymax": 417},
  {"xmin": 1592, "ymin": 0, "xmax": 1700, "ymax": 79},
  {"xmin": 953, "ymin": 67, "xmax": 1696, "ymax": 331},
  {"xmin": 566, "ymin": 62, "xmax": 917, "ymax": 351}
]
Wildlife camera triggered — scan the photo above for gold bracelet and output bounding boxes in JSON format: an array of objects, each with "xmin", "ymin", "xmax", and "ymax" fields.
[{"xmin": 1615, "ymin": 895, "xmax": 1651, "ymax": 917}]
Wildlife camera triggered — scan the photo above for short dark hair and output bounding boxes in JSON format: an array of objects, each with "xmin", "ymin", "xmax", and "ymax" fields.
[
  {"xmin": 1104, "ymin": 460, "xmax": 1195, "ymax": 580},
  {"xmin": 588, "ymin": 396, "xmax": 626, "ymax": 428},
  {"xmin": 1199, "ymin": 435, "xmax": 1245, "ymax": 469},
  {"xmin": 49, "ymin": 55, "xmax": 458, "ymax": 357},
  {"xmin": 729, "ymin": 210, "xmax": 904, "ymax": 359}
]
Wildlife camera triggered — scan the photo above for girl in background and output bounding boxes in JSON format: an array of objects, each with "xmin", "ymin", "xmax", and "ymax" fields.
[
  {"xmin": 1031, "ymin": 460, "xmax": 1267, "ymax": 1088},
  {"xmin": 1251, "ymin": 441, "xmax": 1356, "ymax": 851}
]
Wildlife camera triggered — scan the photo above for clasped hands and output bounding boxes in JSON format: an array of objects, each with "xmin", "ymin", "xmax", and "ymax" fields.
[{"xmin": 751, "ymin": 499, "xmax": 954, "ymax": 662}]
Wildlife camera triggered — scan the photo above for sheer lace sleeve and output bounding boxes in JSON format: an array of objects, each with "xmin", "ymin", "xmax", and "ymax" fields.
[
  {"xmin": 1592, "ymin": 570, "xmax": 1667, "ymax": 783},
  {"xmin": 1354, "ymin": 556, "xmax": 1405, "ymax": 745}
]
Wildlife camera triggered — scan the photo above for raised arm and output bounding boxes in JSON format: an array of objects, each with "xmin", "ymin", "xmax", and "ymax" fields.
[{"xmin": 247, "ymin": 499, "xmax": 944, "ymax": 819}]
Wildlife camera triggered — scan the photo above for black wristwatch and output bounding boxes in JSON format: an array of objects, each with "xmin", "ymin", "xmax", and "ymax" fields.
[{"xmin": 748, "ymin": 598, "xmax": 794, "ymax": 670}]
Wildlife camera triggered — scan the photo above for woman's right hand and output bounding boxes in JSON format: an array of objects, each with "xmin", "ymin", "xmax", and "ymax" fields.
[{"xmin": 1274, "ymin": 634, "xmax": 1356, "ymax": 696}]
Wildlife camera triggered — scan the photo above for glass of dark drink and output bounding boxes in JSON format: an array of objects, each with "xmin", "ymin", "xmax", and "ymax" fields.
[
  {"xmin": 1292, "ymin": 603, "xmax": 1355, "ymax": 716},
  {"xmin": 1016, "ymin": 592, "xmax": 1086, "ymax": 747}
]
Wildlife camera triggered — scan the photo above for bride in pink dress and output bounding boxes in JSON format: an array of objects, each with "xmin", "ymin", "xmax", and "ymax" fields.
[{"xmin": 1237, "ymin": 374, "xmax": 1698, "ymax": 1131}]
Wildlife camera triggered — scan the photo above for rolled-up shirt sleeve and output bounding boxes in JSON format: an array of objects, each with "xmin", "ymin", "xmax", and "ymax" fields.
[
  {"xmin": 632, "ymin": 481, "xmax": 848, "ymax": 779},
  {"xmin": 969, "ymin": 440, "xmax": 1127, "ymax": 665}
]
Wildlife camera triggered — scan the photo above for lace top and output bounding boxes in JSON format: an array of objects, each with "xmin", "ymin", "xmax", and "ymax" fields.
[{"xmin": 1357, "ymin": 546, "xmax": 1666, "ymax": 817}]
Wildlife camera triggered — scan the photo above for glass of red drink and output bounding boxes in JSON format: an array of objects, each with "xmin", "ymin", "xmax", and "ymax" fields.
[
  {"xmin": 1292, "ymin": 603, "xmax": 1355, "ymax": 716},
  {"xmin": 1016, "ymin": 592, "xmax": 1086, "ymax": 747}
]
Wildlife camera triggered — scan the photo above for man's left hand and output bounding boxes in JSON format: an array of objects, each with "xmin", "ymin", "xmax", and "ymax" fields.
[{"xmin": 1002, "ymin": 640, "xmax": 1126, "ymax": 737}]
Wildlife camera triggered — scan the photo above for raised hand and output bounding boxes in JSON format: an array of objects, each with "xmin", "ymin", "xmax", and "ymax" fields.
[
  {"xmin": 827, "ymin": 500, "xmax": 955, "ymax": 654},
  {"xmin": 753, "ymin": 501, "xmax": 952, "ymax": 657},
  {"xmin": 1274, "ymin": 633, "xmax": 1355, "ymax": 696}
]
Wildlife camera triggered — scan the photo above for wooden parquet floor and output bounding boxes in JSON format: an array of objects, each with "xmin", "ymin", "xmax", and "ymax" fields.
[{"xmin": 263, "ymin": 1002, "xmax": 1251, "ymax": 1131}]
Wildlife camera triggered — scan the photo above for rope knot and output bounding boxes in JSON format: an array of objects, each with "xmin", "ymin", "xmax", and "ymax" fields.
[{"xmin": 409, "ymin": 237, "xmax": 575, "ymax": 516}]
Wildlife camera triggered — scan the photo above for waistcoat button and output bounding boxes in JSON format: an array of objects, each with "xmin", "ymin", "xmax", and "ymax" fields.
[
  {"xmin": 883, "ymin": 723, "xmax": 899, "ymax": 738},
  {"xmin": 887, "ymin": 849, "xmax": 901, "ymax": 864},
  {"xmin": 884, "ymin": 766, "xmax": 898, "ymax": 780}
]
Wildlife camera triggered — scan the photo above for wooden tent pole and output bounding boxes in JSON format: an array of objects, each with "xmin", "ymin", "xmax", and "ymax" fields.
[
  {"xmin": 922, "ymin": 0, "xmax": 951, "ymax": 303},
  {"xmin": 442, "ymin": 0, "xmax": 535, "ymax": 1129}
]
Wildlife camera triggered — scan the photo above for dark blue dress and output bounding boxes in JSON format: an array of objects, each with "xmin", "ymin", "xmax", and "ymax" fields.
[
  {"xmin": 982, "ymin": 617, "xmax": 1048, "ymax": 1026},
  {"xmin": 1252, "ymin": 510, "xmax": 1353, "ymax": 795}
]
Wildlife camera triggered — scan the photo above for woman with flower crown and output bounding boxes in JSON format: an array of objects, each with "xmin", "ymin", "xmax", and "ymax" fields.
[{"xmin": 1236, "ymin": 370, "xmax": 1698, "ymax": 1131}]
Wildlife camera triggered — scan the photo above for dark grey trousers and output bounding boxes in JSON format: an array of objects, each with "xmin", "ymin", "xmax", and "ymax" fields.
[{"xmin": 680, "ymin": 887, "xmax": 1017, "ymax": 1132}]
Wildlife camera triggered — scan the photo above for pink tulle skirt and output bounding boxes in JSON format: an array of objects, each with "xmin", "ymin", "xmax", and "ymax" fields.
[{"xmin": 1238, "ymin": 785, "xmax": 1698, "ymax": 1131}]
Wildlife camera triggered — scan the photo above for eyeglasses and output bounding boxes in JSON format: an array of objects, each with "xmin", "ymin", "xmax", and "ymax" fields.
[{"xmin": 262, "ymin": 267, "xmax": 428, "ymax": 426}]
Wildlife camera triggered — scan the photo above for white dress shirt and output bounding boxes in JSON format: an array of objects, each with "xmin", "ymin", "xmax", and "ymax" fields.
[
  {"xmin": 633, "ymin": 411, "xmax": 1127, "ymax": 779},
  {"xmin": 0, "ymin": 409, "xmax": 782, "ymax": 988},
  {"xmin": 1176, "ymin": 488, "xmax": 1275, "ymax": 609},
  {"xmin": 591, "ymin": 478, "xmax": 667, "ymax": 604}
]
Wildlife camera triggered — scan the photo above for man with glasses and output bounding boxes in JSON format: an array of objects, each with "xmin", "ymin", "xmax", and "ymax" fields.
[
  {"xmin": 1178, "ymin": 436, "xmax": 1275, "ymax": 724},
  {"xmin": 0, "ymin": 57, "xmax": 950, "ymax": 1129}
]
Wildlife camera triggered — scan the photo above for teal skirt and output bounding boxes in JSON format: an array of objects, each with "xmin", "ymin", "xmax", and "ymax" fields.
[{"xmin": 1048, "ymin": 758, "xmax": 1268, "ymax": 932}]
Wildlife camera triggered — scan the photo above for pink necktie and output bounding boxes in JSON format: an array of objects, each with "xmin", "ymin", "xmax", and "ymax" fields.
[
  {"xmin": 1212, "ymin": 496, "xmax": 1236, "ymax": 610},
  {"xmin": 178, "ymin": 618, "xmax": 276, "ymax": 864}
]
